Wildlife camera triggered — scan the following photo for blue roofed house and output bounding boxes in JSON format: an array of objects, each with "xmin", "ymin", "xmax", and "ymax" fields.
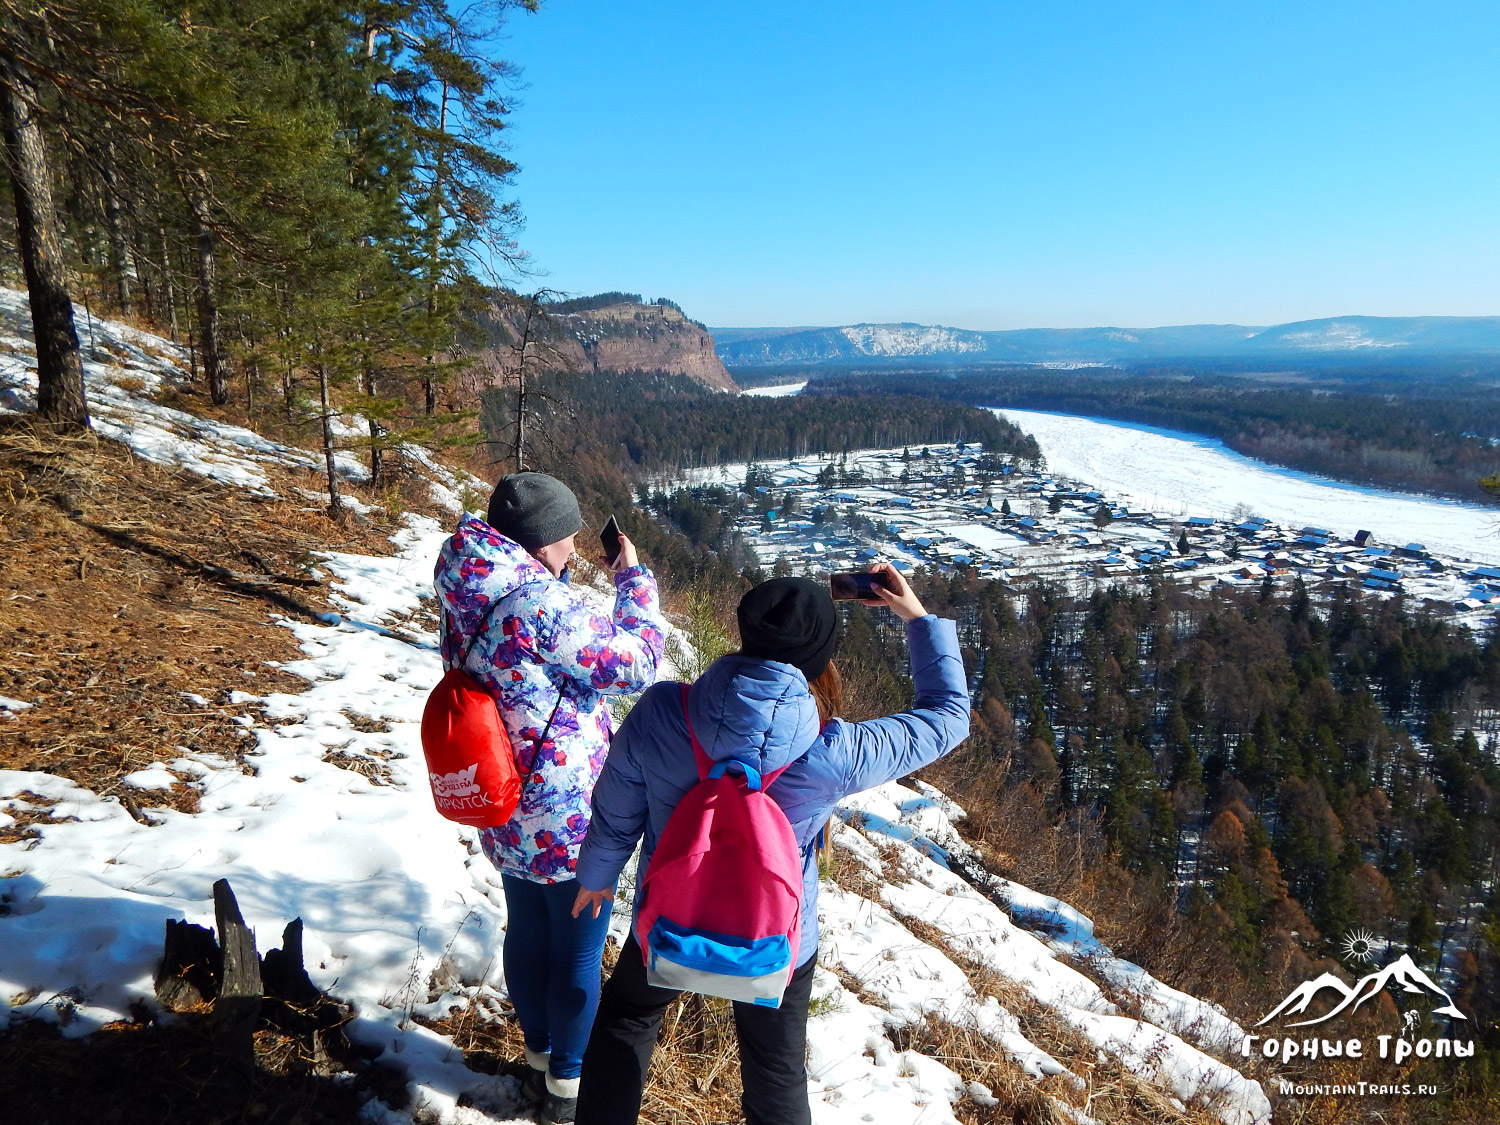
[{"xmin": 1364, "ymin": 568, "xmax": 1404, "ymax": 590}]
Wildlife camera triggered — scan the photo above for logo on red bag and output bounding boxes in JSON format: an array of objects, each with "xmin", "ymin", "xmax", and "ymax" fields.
[{"xmin": 430, "ymin": 762, "xmax": 482, "ymax": 799}]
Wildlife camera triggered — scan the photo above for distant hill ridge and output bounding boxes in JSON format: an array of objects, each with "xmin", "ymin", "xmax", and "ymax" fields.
[{"xmin": 712, "ymin": 315, "xmax": 1500, "ymax": 366}]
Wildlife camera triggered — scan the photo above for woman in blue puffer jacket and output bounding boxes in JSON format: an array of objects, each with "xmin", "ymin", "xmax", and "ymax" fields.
[
  {"xmin": 433, "ymin": 473, "xmax": 666, "ymax": 1124},
  {"xmin": 570, "ymin": 566, "xmax": 969, "ymax": 1125}
]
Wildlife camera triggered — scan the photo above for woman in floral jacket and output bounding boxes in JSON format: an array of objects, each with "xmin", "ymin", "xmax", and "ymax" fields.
[{"xmin": 433, "ymin": 473, "xmax": 666, "ymax": 1124}]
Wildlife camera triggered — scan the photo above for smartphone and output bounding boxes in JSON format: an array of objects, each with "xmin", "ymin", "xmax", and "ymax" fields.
[
  {"xmin": 829, "ymin": 571, "xmax": 890, "ymax": 601},
  {"xmin": 600, "ymin": 515, "xmax": 623, "ymax": 565}
]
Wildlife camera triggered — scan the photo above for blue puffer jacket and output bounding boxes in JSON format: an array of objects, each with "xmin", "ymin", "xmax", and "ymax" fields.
[{"xmin": 575, "ymin": 614, "xmax": 969, "ymax": 966}]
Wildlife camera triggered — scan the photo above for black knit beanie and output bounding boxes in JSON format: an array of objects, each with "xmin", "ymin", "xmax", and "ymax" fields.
[
  {"xmin": 737, "ymin": 577, "xmax": 838, "ymax": 681},
  {"xmin": 485, "ymin": 472, "xmax": 582, "ymax": 551}
]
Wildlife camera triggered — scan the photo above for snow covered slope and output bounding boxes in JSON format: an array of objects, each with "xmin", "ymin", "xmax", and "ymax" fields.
[
  {"xmin": 0, "ymin": 298, "xmax": 1271, "ymax": 1124},
  {"xmin": 0, "ymin": 287, "xmax": 480, "ymax": 512},
  {"xmin": 840, "ymin": 324, "xmax": 987, "ymax": 357}
]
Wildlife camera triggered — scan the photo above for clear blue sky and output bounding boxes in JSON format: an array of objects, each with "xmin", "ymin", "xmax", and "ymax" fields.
[{"xmin": 496, "ymin": 1, "xmax": 1500, "ymax": 330}]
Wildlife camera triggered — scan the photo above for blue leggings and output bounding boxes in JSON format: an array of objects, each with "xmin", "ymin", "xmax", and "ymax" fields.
[{"xmin": 500, "ymin": 874, "xmax": 613, "ymax": 1079}]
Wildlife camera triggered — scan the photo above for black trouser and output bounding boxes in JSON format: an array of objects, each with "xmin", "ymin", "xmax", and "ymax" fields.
[{"xmin": 575, "ymin": 932, "xmax": 816, "ymax": 1125}]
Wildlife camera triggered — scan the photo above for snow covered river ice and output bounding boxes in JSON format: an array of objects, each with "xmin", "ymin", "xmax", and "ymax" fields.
[{"xmin": 991, "ymin": 408, "xmax": 1500, "ymax": 565}]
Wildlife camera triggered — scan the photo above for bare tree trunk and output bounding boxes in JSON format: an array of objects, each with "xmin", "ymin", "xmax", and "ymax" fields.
[
  {"xmin": 514, "ymin": 362, "xmax": 526, "ymax": 472},
  {"xmin": 0, "ymin": 61, "xmax": 89, "ymax": 428},
  {"xmin": 278, "ymin": 294, "xmax": 294, "ymax": 420},
  {"xmin": 513, "ymin": 298, "xmax": 539, "ymax": 473},
  {"xmin": 158, "ymin": 228, "xmax": 178, "ymax": 341},
  {"xmin": 315, "ymin": 347, "xmax": 343, "ymax": 519},
  {"xmin": 360, "ymin": 330, "xmax": 383, "ymax": 488},
  {"xmin": 187, "ymin": 184, "xmax": 229, "ymax": 405},
  {"xmin": 101, "ymin": 145, "xmax": 131, "ymax": 317},
  {"xmin": 133, "ymin": 244, "xmax": 154, "ymax": 321},
  {"xmin": 242, "ymin": 317, "xmax": 257, "ymax": 410},
  {"xmin": 422, "ymin": 77, "xmax": 451, "ymax": 418}
]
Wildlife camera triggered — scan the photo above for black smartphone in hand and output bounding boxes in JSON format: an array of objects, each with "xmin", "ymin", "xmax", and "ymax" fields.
[
  {"xmin": 600, "ymin": 515, "xmax": 623, "ymax": 565},
  {"xmin": 829, "ymin": 571, "xmax": 890, "ymax": 601}
]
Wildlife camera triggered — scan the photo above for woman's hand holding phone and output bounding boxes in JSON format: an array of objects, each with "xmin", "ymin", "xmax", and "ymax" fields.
[
  {"xmin": 863, "ymin": 562, "xmax": 926, "ymax": 621},
  {"xmin": 599, "ymin": 514, "xmax": 639, "ymax": 573},
  {"xmin": 607, "ymin": 532, "xmax": 639, "ymax": 573}
]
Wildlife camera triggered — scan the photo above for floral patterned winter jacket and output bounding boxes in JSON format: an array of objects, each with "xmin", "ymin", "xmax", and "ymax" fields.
[{"xmin": 433, "ymin": 513, "xmax": 666, "ymax": 883}]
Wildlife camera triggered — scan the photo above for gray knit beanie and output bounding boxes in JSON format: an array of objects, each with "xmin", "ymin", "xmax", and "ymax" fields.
[{"xmin": 485, "ymin": 472, "xmax": 582, "ymax": 551}]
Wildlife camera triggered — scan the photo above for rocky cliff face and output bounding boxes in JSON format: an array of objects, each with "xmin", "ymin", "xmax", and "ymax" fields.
[{"xmin": 479, "ymin": 298, "xmax": 737, "ymax": 391}]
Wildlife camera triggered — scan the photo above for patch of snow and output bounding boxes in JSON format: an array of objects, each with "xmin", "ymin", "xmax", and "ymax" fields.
[
  {"xmin": 743, "ymin": 381, "xmax": 808, "ymax": 397},
  {"xmin": 120, "ymin": 764, "xmax": 179, "ymax": 791}
]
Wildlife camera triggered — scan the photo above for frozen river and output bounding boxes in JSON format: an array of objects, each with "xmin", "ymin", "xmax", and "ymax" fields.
[{"xmin": 992, "ymin": 408, "xmax": 1500, "ymax": 565}]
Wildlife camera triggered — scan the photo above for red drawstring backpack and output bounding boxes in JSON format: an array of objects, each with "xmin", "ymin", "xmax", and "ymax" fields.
[{"xmin": 421, "ymin": 600, "xmax": 561, "ymax": 827}]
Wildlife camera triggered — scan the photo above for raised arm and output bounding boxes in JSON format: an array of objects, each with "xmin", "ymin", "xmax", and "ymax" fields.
[
  {"xmin": 532, "ymin": 563, "xmax": 666, "ymax": 695},
  {"xmin": 836, "ymin": 614, "xmax": 970, "ymax": 796},
  {"xmin": 826, "ymin": 563, "xmax": 969, "ymax": 795}
]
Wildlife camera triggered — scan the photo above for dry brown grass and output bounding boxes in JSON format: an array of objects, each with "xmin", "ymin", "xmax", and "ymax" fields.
[
  {"xmin": 0, "ymin": 417, "xmax": 424, "ymax": 816},
  {"xmin": 421, "ymin": 942, "xmax": 749, "ymax": 1125}
]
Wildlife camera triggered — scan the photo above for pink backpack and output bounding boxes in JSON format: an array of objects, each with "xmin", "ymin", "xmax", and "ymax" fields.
[{"xmin": 632, "ymin": 685, "xmax": 805, "ymax": 1007}]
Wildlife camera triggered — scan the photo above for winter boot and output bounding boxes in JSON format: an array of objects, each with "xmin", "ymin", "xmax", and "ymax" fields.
[
  {"xmin": 520, "ymin": 1047, "xmax": 550, "ymax": 1106},
  {"xmin": 540, "ymin": 1074, "xmax": 578, "ymax": 1125}
]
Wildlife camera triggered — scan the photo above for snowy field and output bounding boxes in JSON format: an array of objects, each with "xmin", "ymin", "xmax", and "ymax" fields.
[
  {"xmin": 743, "ymin": 380, "xmax": 808, "ymax": 397},
  {"xmin": 995, "ymin": 408, "xmax": 1500, "ymax": 564}
]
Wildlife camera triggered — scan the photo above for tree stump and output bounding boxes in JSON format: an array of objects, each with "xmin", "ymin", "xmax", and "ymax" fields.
[
  {"xmin": 154, "ymin": 881, "xmax": 367, "ymax": 1081},
  {"xmin": 153, "ymin": 919, "xmax": 220, "ymax": 1011},
  {"xmin": 262, "ymin": 917, "xmax": 319, "ymax": 1008},
  {"xmin": 212, "ymin": 877, "xmax": 262, "ymax": 1070}
]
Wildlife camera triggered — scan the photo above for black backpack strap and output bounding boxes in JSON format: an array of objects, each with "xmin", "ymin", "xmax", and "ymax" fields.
[
  {"xmin": 522, "ymin": 689, "xmax": 567, "ymax": 776},
  {"xmin": 454, "ymin": 594, "xmax": 566, "ymax": 778}
]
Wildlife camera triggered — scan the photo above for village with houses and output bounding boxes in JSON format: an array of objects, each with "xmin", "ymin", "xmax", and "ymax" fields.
[{"xmin": 686, "ymin": 442, "xmax": 1500, "ymax": 628}]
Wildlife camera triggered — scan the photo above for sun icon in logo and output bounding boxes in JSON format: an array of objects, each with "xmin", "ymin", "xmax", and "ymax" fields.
[{"xmin": 1340, "ymin": 929, "xmax": 1379, "ymax": 965}]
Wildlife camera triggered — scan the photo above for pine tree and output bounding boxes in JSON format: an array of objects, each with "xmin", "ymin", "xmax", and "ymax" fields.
[{"xmin": 0, "ymin": 56, "xmax": 87, "ymax": 426}]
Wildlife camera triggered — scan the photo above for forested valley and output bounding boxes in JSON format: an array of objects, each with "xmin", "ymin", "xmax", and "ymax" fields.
[
  {"xmin": 793, "ymin": 365, "xmax": 1500, "ymax": 504},
  {"xmin": 528, "ymin": 382, "xmax": 1500, "ymax": 1111}
]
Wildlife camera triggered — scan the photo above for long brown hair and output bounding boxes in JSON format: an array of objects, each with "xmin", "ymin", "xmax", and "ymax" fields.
[{"xmin": 809, "ymin": 661, "xmax": 843, "ymax": 725}]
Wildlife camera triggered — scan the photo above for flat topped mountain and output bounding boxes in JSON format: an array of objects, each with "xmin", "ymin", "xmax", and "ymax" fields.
[
  {"xmin": 713, "ymin": 315, "xmax": 1500, "ymax": 366},
  {"xmin": 479, "ymin": 294, "xmax": 737, "ymax": 391}
]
